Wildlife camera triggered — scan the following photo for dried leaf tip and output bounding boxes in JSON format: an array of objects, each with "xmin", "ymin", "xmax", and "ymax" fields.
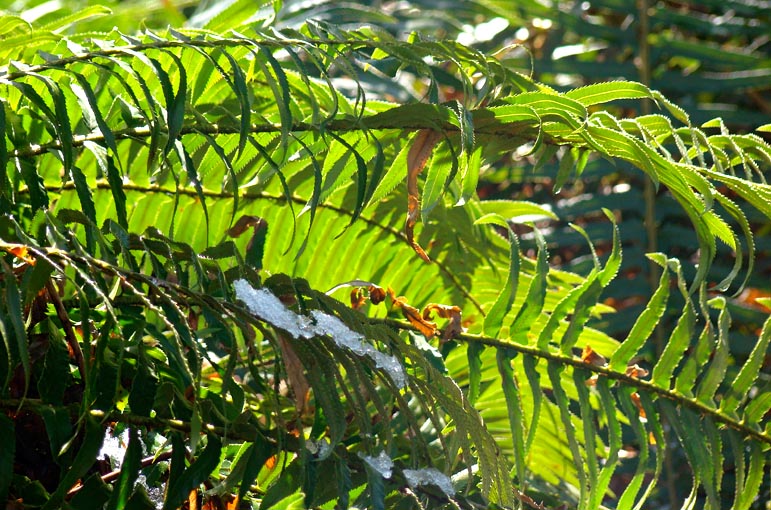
[
  {"xmin": 406, "ymin": 129, "xmax": 442, "ymax": 262},
  {"xmin": 423, "ymin": 303, "xmax": 463, "ymax": 342}
]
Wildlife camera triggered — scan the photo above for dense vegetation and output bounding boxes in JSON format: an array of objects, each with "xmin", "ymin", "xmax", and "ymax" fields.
[{"xmin": 1, "ymin": 1, "xmax": 769, "ymax": 509}]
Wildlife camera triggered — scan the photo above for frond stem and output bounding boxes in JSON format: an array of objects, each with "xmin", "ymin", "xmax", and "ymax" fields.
[
  {"xmin": 7, "ymin": 120, "xmax": 534, "ymax": 161},
  {"xmin": 380, "ymin": 318, "xmax": 771, "ymax": 448}
]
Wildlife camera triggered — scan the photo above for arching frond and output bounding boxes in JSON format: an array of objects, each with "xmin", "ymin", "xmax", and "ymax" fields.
[{"xmin": 1, "ymin": 4, "xmax": 770, "ymax": 509}]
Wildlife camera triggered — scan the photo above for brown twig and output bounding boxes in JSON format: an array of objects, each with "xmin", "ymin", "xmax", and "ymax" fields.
[
  {"xmin": 514, "ymin": 487, "xmax": 550, "ymax": 510},
  {"xmin": 45, "ymin": 279, "xmax": 86, "ymax": 378},
  {"xmin": 65, "ymin": 451, "xmax": 174, "ymax": 498}
]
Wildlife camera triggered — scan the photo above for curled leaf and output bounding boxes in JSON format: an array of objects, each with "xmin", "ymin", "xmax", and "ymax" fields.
[
  {"xmin": 340, "ymin": 282, "xmax": 386, "ymax": 309},
  {"xmin": 400, "ymin": 302, "xmax": 437, "ymax": 338},
  {"xmin": 351, "ymin": 288, "xmax": 366, "ymax": 309},
  {"xmin": 226, "ymin": 215, "xmax": 268, "ymax": 270},
  {"xmin": 581, "ymin": 345, "xmax": 607, "ymax": 367},
  {"xmin": 423, "ymin": 303, "xmax": 463, "ymax": 342},
  {"xmin": 4, "ymin": 245, "xmax": 35, "ymax": 266},
  {"xmin": 406, "ymin": 129, "xmax": 442, "ymax": 262},
  {"xmin": 369, "ymin": 285, "xmax": 387, "ymax": 305},
  {"xmin": 625, "ymin": 364, "xmax": 649, "ymax": 378},
  {"xmin": 389, "ymin": 289, "xmax": 437, "ymax": 338},
  {"xmin": 581, "ymin": 345, "xmax": 607, "ymax": 386},
  {"xmin": 226, "ymin": 215, "xmax": 267, "ymax": 238}
]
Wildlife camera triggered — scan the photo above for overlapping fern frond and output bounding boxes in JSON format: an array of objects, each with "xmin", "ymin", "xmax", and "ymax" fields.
[{"xmin": 1, "ymin": 2, "xmax": 770, "ymax": 509}]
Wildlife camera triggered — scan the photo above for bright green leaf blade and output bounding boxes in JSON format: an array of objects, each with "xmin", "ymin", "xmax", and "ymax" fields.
[
  {"xmin": 509, "ymin": 228, "xmax": 547, "ymax": 344},
  {"xmin": 477, "ymin": 216, "xmax": 519, "ymax": 338},
  {"xmin": 467, "ymin": 342, "xmax": 484, "ymax": 405},
  {"xmin": 609, "ymin": 265, "xmax": 670, "ymax": 371},
  {"xmin": 720, "ymin": 313, "xmax": 771, "ymax": 418},
  {"xmin": 651, "ymin": 303, "xmax": 696, "ymax": 388},
  {"xmin": 565, "ymin": 80, "xmax": 653, "ymax": 106},
  {"xmin": 496, "ymin": 349, "xmax": 526, "ymax": 489}
]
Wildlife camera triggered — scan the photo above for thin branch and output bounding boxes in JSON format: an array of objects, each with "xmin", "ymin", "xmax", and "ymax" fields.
[
  {"xmin": 379, "ymin": 317, "xmax": 771, "ymax": 448},
  {"xmin": 65, "ymin": 451, "xmax": 174, "ymax": 498},
  {"xmin": 45, "ymin": 280, "xmax": 86, "ymax": 379},
  {"xmin": 3, "ymin": 239, "xmax": 768, "ymax": 447},
  {"xmin": 6, "ymin": 118, "xmax": 533, "ymax": 161}
]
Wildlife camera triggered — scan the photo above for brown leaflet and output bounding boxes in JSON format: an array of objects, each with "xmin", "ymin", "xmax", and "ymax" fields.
[
  {"xmin": 514, "ymin": 487, "xmax": 550, "ymax": 510},
  {"xmin": 226, "ymin": 215, "xmax": 268, "ymax": 259},
  {"xmin": 328, "ymin": 280, "xmax": 387, "ymax": 309},
  {"xmin": 422, "ymin": 303, "xmax": 463, "ymax": 342},
  {"xmin": 340, "ymin": 282, "xmax": 460, "ymax": 341},
  {"xmin": 201, "ymin": 493, "xmax": 240, "ymax": 510},
  {"xmin": 45, "ymin": 280, "xmax": 85, "ymax": 378},
  {"xmin": 278, "ymin": 333, "xmax": 310, "ymax": 414},
  {"xmin": 629, "ymin": 392, "xmax": 648, "ymax": 422},
  {"xmin": 398, "ymin": 300, "xmax": 437, "ymax": 338},
  {"xmin": 406, "ymin": 129, "xmax": 443, "ymax": 262},
  {"xmin": 388, "ymin": 288, "xmax": 437, "ymax": 338},
  {"xmin": 226, "ymin": 215, "xmax": 267, "ymax": 237},
  {"xmin": 354, "ymin": 284, "xmax": 388, "ymax": 309},
  {"xmin": 581, "ymin": 345, "xmax": 607, "ymax": 367},
  {"xmin": 188, "ymin": 489, "xmax": 198, "ymax": 510},
  {"xmin": 1, "ymin": 244, "xmax": 36, "ymax": 282},
  {"xmin": 351, "ymin": 288, "xmax": 367, "ymax": 310},
  {"xmin": 625, "ymin": 372, "xmax": 656, "ymax": 443},
  {"xmin": 625, "ymin": 391, "xmax": 654, "ymax": 448},
  {"xmin": 6, "ymin": 245, "xmax": 35, "ymax": 266},
  {"xmin": 625, "ymin": 364, "xmax": 649, "ymax": 378},
  {"xmin": 368, "ymin": 285, "xmax": 387, "ymax": 305},
  {"xmin": 581, "ymin": 345, "xmax": 607, "ymax": 386}
]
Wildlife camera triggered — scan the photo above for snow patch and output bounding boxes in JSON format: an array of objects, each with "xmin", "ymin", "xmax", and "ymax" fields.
[
  {"xmin": 361, "ymin": 451, "xmax": 394, "ymax": 479},
  {"xmin": 99, "ymin": 429, "xmax": 165, "ymax": 509},
  {"xmin": 310, "ymin": 309, "xmax": 368, "ymax": 355},
  {"xmin": 99, "ymin": 429, "xmax": 129, "ymax": 469},
  {"xmin": 234, "ymin": 279, "xmax": 314, "ymax": 339},
  {"xmin": 235, "ymin": 280, "xmax": 406, "ymax": 388},
  {"xmin": 306, "ymin": 437, "xmax": 332, "ymax": 459},
  {"xmin": 368, "ymin": 350, "xmax": 407, "ymax": 389},
  {"xmin": 403, "ymin": 468, "xmax": 455, "ymax": 497}
]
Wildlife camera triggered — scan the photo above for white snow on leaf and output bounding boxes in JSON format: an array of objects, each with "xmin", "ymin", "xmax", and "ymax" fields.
[
  {"xmin": 403, "ymin": 468, "xmax": 455, "ymax": 497},
  {"xmin": 99, "ymin": 429, "xmax": 165, "ymax": 509},
  {"xmin": 311, "ymin": 310, "xmax": 407, "ymax": 388},
  {"xmin": 235, "ymin": 280, "xmax": 407, "ymax": 388},
  {"xmin": 361, "ymin": 451, "xmax": 394, "ymax": 479},
  {"xmin": 369, "ymin": 350, "xmax": 407, "ymax": 389},
  {"xmin": 99, "ymin": 429, "xmax": 129, "ymax": 469},
  {"xmin": 306, "ymin": 437, "xmax": 333, "ymax": 459},
  {"xmin": 234, "ymin": 279, "xmax": 314, "ymax": 339},
  {"xmin": 310, "ymin": 309, "xmax": 368, "ymax": 355}
]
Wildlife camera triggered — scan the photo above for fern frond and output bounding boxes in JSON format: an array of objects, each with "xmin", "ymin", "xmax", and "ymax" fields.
[{"xmin": 2, "ymin": 7, "xmax": 771, "ymax": 509}]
